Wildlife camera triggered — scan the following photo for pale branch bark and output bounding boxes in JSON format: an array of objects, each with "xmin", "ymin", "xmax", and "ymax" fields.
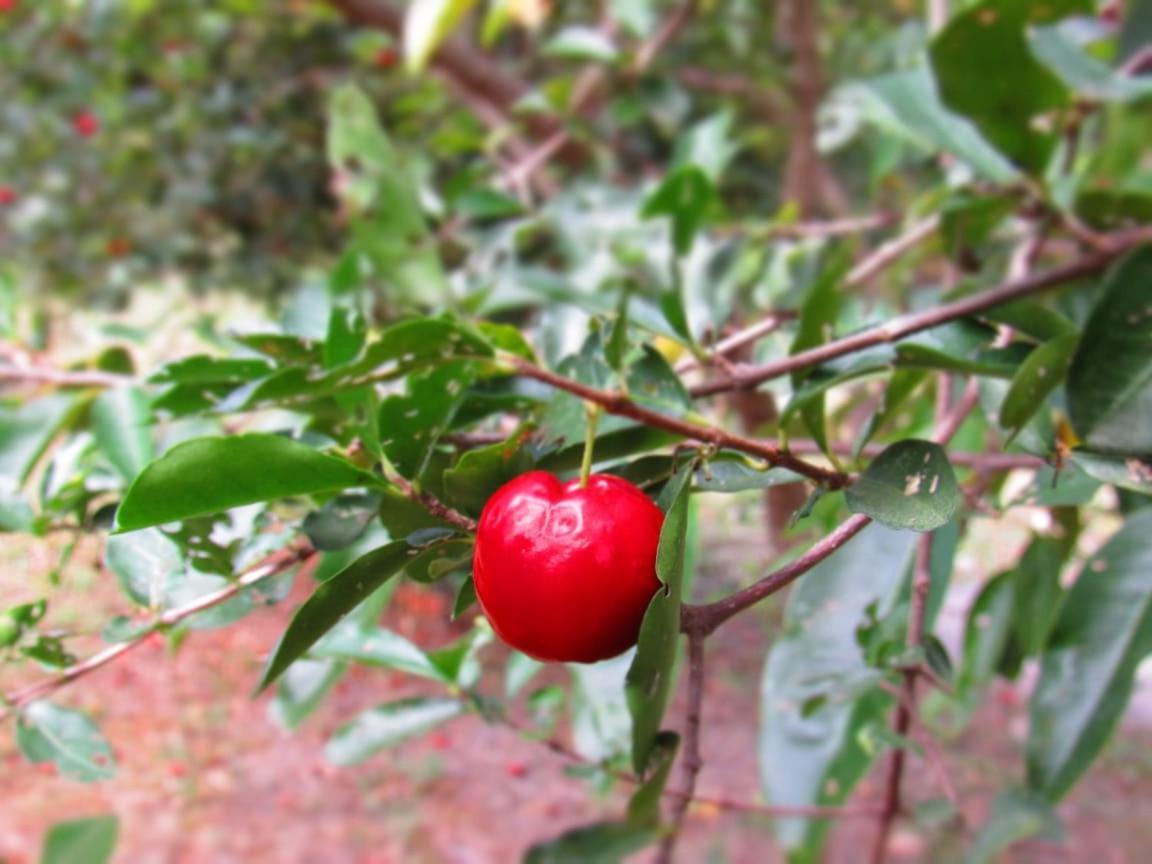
[
  {"xmin": 681, "ymin": 513, "xmax": 872, "ymax": 638},
  {"xmin": 504, "ymin": 355, "xmax": 850, "ymax": 489},
  {"xmin": 843, "ymin": 215, "xmax": 940, "ymax": 288},
  {"xmin": 0, "ymin": 364, "xmax": 133, "ymax": 389},
  {"xmin": 629, "ymin": 0, "xmax": 700, "ymax": 74},
  {"xmin": 656, "ymin": 633, "xmax": 706, "ymax": 864},
  {"xmin": 674, "ymin": 313, "xmax": 793, "ymax": 374},
  {"xmin": 780, "ymin": 0, "xmax": 847, "ymax": 217},
  {"xmin": 689, "ymin": 232, "xmax": 1152, "ymax": 398},
  {"xmin": 715, "ymin": 211, "xmax": 899, "ymax": 239},
  {"xmin": 0, "ymin": 544, "xmax": 315, "ymax": 719}
]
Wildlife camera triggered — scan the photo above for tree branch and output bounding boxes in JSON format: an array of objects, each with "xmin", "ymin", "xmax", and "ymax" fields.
[
  {"xmin": 505, "ymin": 355, "xmax": 849, "ymax": 489},
  {"xmin": 656, "ymin": 633, "xmax": 706, "ymax": 864},
  {"xmin": 0, "ymin": 364, "xmax": 134, "ymax": 389},
  {"xmin": 1, "ymin": 543, "xmax": 315, "ymax": 719},
  {"xmin": 690, "ymin": 233, "xmax": 1152, "ymax": 398},
  {"xmin": 682, "ymin": 513, "xmax": 872, "ymax": 637}
]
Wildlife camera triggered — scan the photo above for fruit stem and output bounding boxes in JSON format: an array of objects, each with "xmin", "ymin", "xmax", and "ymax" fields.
[{"xmin": 579, "ymin": 402, "xmax": 602, "ymax": 488}]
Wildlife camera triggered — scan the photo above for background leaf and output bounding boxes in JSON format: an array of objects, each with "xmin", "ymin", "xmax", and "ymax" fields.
[
  {"xmin": 846, "ymin": 439, "xmax": 960, "ymax": 532},
  {"xmin": 40, "ymin": 814, "xmax": 119, "ymax": 864},
  {"xmin": 17, "ymin": 702, "xmax": 118, "ymax": 783}
]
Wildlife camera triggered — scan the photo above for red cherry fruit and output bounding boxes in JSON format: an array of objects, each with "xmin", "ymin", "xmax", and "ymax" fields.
[
  {"xmin": 473, "ymin": 471, "xmax": 664, "ymax": 663},
  {"xmin": 0, "ymin": 185, "xmax": 15, "ymax": 206},
  {"xmin": 72, "ymin": 110, "xmax": 99, "ymax": 138}
]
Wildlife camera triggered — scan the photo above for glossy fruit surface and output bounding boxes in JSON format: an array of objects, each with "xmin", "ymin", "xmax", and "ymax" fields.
[{"xmin": 473, "ymin": 470, "xmax": 665, "ymax": 663}]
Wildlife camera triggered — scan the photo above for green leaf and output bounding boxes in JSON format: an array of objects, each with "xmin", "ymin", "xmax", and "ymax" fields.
[
  {"xmin": 149, "ymin": 356, "xmax": 273, "ymax": 385},
  {"xmin": 694, "ymin": 453, "xmax": 803, "ymax": 493},
  {"xmin": 856, "ymin": 66, "xmax": 1019, "ymax": 182},
  {"xmin": 1028, "ymin": 510, "xmax": 1152, "ymax": 800},
  {"xmin": 444, "ymin": 430, "xmax": 534, "ymax": 513},
  {"xmin": 379, "ymin": 361, "xmax": 475, "ymax": 478},
  {"xmin": 258, "ymin": 540, "xmax": 418, "ymax": 691},
  {"xmin": 325, "ymin": 697, "xmax": 462, "ymax": 765},
  {"xmin": 270, "ymin": 658, "xmax": 346, "ymax": 731},
  {"xmin": 968, "ymin": 789, "xmax": 1062, "ymax": 864},
  {"xmin": 0, "ymin": 394, "xmax": 80, "ymax": 486},
  {"xmin": 958, "ymin": 570, "xmax": 1016, "ymax": 697},
  {"xmin": 302, "ymin": 493, "xmax": 380, "ymax": 551},
  {"xmin": 327, "ymin": 85, "xmax": 449, "ymax": 306},
  {"xmin": 40, "ymin": 814, "xmax": 119, "ymax": 864},
  {"xmin": 625, "ymin": 464, "xmax": 692, "ymax": 774},
  {"xmin": 1067, "ymin": 245, "xmax": 1152, "ymax": 455},
  {"xmin": 324, "ymin": 306, "xmax": 367, "ymax": 368},
  {"xmin": 846, "ymin": 440, "xmax": 960, "ymax": 532},
  {"xmin": 855, "ymin": 369, "xmax": 930, "ymax": 456},
  {"xmin": 314, "ymin": 618, "xmax": 443, "ymax": 679},
  {"xmin": 543, "ymin": 26, "xmax": 619, "ymax": 63},
  {"xmin": 1009, "ymin": 536, "xmax": 1066, "ymax": 659},
  {"xmin": 998, "ymin": 333, "xmax": 1079, "ymax": 437},
  {"xmin": 523, "ymin": 822, "xmax": 657, "ymax": 864},
  {"xmin": 104, "ymin": 527, "xmax": 185, "ymax": 608},
  {"xmin": 626, "ymin": 731, "xmax": 679, "ymax": 827},
  {"xmin": 91, "ymin": 387, "xmax": 153, "ymax": 483},
  {"xmin": 1072, "ymin": 450, "xmax": 1152, "ymax": 495},
  {"xmin": 930, "ymin": 1, "xmax": 1087, "ymax": 172},
  {"xmin": 16, "ymin": 702, "xmax": 118, "ymax": 782},
  {"xmin": 641, "ymin": 166, "xmax": 714, "ymax": 255},
  {"xmin": 760, "ymin": 525, "xmax": 918, "ymax": 860},
  {"xmin": 115, "ymin": 434, "xmax": 377, "ymax": 532},
  {"xmin": 1028, "ymin": 21, "xmax": 1152, "ymax": 103}
]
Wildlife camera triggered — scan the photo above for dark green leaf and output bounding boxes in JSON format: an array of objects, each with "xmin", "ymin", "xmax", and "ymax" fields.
[
  {"xmin": 148, "ymin": 356, "xmax": 274, "ymax": 385},
  {"xmin": 760, "ymin": 525, "xmax": 918, "ymax": 859},
  {"xmin": 626, "ymin": 731, "xmax": 679, "ymax": 827},
  {"xmin": 523, "ymin": 822, "xmax": 657, "ymax": 864},
  {"xmin": 846, "ymin": 440, "xmax": 960, "ymax": 531},
  {"xmin": 1028, "ymin": 510, "xmax": 1152, "ymax": 799},
  {"xmin": 16, "ymin": 702, "xmax": 118, "ymax": 782},
  {"xmin": 443, "ymin": 431, "xmax": 534, "ymax": 513},
  {"xmin": 625, "ymin": 465, "xmax": 692, "ymax": 774},
  {"xmin": 40, "ymin": 814, "xmax": 119, "ymax": 864},
  {"xmin": 379, "ymin": 361, "xmax": 475, "ymax": 478},
  {"xmin": 641, "ymin": 165, "xmax": 714, "ymax": 255},
  {"xmin": 930, "ymin": 1, "xmax": 1086, "ymax": 171},
  {"xmin": 1067, "ymin": 246, "xmax": 1152, "ymax": 455},
  {"xmin": 258, "ymin": 540, "xmax": 417, "ymax": 690},
  {"xmin": 324, "ymin": 697, "xmax": 462, "ymax": 765},
  {"xmin": 999, "ymin": 333, "xmax": 1079, "ymax": 436},
  {"xmin": 303, "ymin": 493, "xmax": 381, "ymax": 552},
  {"xmin": 115, "ymin": 434, "xmax": 378, "ymax": 532},
  {"xmin": 324, "ymin": 306, "xmax": 367, "ymax": 368}
]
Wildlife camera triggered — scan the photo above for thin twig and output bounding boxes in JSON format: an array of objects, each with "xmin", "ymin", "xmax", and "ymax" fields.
[
  {"xmin": 844, "ymin": 215, "xmax": 940, "ymax": 288},
  {"xmin": 657, "ymin": 634, "xmax": 706, "ymax": 863},
  {"xmin": 869, "ymin": 533, "xmax": 934, "ymax": 864},
  {"xmin": 674, "ymin": 313, "xmax": 794, "ymax": 374},
  {"xmin": 689, "ymin": 232, "xmax": 1151, "ymax": 397},
  {"xmin": 389, "ymin": 474, "xmax": 477, "ymax": 532},
  {"xmin": 0, "ymin": 365, "xmax": 134, "ymax": 389},
  {"xmin": 715, "ymin": 212, "xmax": 899, "ymax": 240},
  {"xmin": 506, "ymin": 355, "xmax": 849, "ymax": 489},
  {"xmin": 682, "ymin": 513, "xmax": 872, "ymax": 637},
  {"xmin": 1, "ymin": 544, "xmax": 315, "ymax": 718}
]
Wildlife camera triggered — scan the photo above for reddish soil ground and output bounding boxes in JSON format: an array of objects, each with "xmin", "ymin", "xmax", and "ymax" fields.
[{"xmin": 2, "ymin": 524, "xmax": 1151, "ymax": 863}]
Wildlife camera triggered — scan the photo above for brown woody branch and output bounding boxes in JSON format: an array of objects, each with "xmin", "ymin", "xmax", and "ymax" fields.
[
  {"xmin": 505, "ymin": 355, "xmax": 849, "ymax": 489},
  {"xmin": 690, "ymin": 232, "xmax": 1152, "ymax": 398},
  {"xmin": 656, "ymin": 633, "xmax": 707, "ymax": 864}
]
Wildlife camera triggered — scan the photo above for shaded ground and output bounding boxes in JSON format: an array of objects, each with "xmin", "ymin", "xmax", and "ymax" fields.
[{"xmin": 2, "ymin": 507, "xmax": 1151, "ymax": 863}]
